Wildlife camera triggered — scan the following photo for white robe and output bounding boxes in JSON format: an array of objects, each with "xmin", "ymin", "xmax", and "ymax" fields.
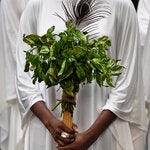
[
  {"xmin": 142, "ymin": 20, "xmax": 150, "ymax": 150},
  {"xmin": 16, "ymin": 0, "xmax": 148, "ymax": 149},
  {"xmin": 137, "ymin": 0, "xmax": 150, "ymax": 48},
  {"xmin": 0, "ymin": 2, "xmax": 8, "ymax": 149},
  {"xmin": 0, "ymin": 0, "xmax": 28, "ymax": 149},
  {"xmin": 137, "ymin": 1, "xmax": 150, "ymax": 149}
]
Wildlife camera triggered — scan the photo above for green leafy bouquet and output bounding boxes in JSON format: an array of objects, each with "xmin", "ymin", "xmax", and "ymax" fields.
[{"xmin": 23, "ymin": 20, "xmax": 123, "ymax": 128}]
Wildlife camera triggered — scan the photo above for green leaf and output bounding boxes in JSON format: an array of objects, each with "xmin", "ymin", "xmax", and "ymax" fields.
[
  {"xmin": 59, "ymin": 67, "xmax": 73, "ymax": 82},
  {"xmin": 49, "ymin": 76, "xmax": 57, "ymax": 85},
  {"xmin": 95, "ymin": 74, "xmax": 104, "ymax": 87},
  {"xmin": 47, "ymin": 67, "xmax": 56, "ymax": 79},
  {"xmin": 106, "ymin": 76, "xmax": 115, "ymax": 87},
  {"xmin": 24, "ymin": 61, "xmax": 30, "ymax": 72},
  {"xmin": 61, "ymin": 81, "xmax": 74, "ymax": 97},
  {"xmin": 47, "ymin": 26, "xmax": 55, "ymax": 34},
  {"xmin": 75, "ymin": 62, "xmax": 85, "ymax": 80},
  {"xmin": 40, "ymin": 46, "xmax": 49, "ymax": 54},
  {"xmin": 111, "ymin": 65, "xmax": 124, "ymax": 71},
  {"xmin": 23, "ymin": 34, "xmax": 41, "ymax": 46},
  {"xmin": 58, "ymin": 59, "xmax": 67, "ymax": 76}
]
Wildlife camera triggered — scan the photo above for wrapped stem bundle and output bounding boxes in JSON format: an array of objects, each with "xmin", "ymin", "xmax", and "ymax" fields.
[{"xmin": 62, "ymin": 91, "xmax": 76, "ymax": 128}]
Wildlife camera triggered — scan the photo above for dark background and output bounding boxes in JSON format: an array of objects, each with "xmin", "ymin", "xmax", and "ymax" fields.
[{"xmin": 131, "ymin": 0, "xmax": 139, "ymax": 10}]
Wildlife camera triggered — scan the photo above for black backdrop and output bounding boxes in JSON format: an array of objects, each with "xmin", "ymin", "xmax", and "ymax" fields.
[{"xmin": 131, "ymin": 0, "xmax": 139, "ymax": 10}]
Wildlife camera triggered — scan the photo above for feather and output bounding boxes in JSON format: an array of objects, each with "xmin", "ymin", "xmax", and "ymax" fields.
[{"xmin": 61, "ymin": 0, "xmax": 111, "ymax": 38}]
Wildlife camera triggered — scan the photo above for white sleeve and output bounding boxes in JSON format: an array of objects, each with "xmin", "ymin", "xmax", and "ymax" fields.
[
  {"xmin": 16, "ymin": 0, "xmax": 45, "ymax": 126},
  {"xmin": 103, "ymin": 0, "xmax": 143, "ymax": 122}
]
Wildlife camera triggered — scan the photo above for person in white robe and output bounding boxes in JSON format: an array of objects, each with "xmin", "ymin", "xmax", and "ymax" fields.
[
  {"xmin": 0, "ymin": 1, "xmax": 8, "ymax": 149},
  {"xmin": 137, "ymin": 0, "xmax": 150, "ymax": 48},
  {"xmin": 0, "ymin": 0, "xmax": 29, "ymax": 149},
  {"xmin": 137, "ymin": 1, "xmax": 150, "ymax": 149},
  {"xmin": 142, "ymin": 21, "xmax": 150, "ymax": 150},
  {"xmin": 16, "ymin": 0, "xmax": 148, "ymax": 149}
]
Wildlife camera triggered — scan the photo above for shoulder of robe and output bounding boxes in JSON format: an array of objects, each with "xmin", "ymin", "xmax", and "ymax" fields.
[
  {"xmin": 27, "ymin": 0, "xmax": 42, "ymax": 6},
  {"xmin": 25, "ymin": 0, "xmax": 42, "ymax": 13},
  {"xmin": 21, "ymin": 0, "xmax": 43, "ymax": 20},
  {"xmin": 112, "ymin": 0, "xmax": 137, "ymax": 20},
  {"xmin": 19, "ymin": 0, "xmax": 43, "ymax": 33},
  {"xmin": 113, "ymin": 0, "xmax": 135, "ymax": 12}
]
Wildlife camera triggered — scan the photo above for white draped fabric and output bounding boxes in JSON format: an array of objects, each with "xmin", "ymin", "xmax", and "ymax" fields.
[
  {"xmin": 142, "ymin": 20, "xmax": 150, "ymax": 150},
  {"xmin": 137, "ymin": 1, "xmax": 150, "ymax": 149},
  {"xmin": 0, "ymin": 1, "xmax": 9, "ymax": 149},
  {"xmin": 137, "ymin": 0, "xmax": 150, "ymax": 114},
  {"xmin": 137, "ymin": 0, "xmax": 150, "ymax": 47},
  {"xmin": 16, "ymin": 0, "xmax": 148, "ymax": 149},
  {"xmin": 0, "ymin": 0, "xmax": 28, "ymax": 149}
]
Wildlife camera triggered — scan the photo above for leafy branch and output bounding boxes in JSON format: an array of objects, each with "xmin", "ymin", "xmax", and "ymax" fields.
[
  {"xmin": 23, "ymin": 20, "xmax": 123, "ymax": 97},
  {"xmin": 23, "ymin": 20, "xmax": 124, "ymax": 119}
]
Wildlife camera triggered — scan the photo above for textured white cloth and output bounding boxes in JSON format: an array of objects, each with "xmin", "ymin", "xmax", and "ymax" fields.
[
  {"xmin": 16, "ymin": 0, "xmax": 148, "ymax": 149},
  {"xmin": 142, "ymin": 20, "xmax": 150, "ymax": 150},
  {"xmin": 137, "ymin": 1, "xmax": 150, "ymax": 149},
  {"xmin": 0, "ymin": 1, "xmax": 9, "ymax": 149},
  {"xmin": 0, "ymin": 0, "xmax": 28, "ymax": 149},
  {"xmin": 137, "ymin": 0, "xmax": 150, "ymax": 47},
  {"xmin": 138, "ymin": 0, "xmax": 150, "ymax": 111}
]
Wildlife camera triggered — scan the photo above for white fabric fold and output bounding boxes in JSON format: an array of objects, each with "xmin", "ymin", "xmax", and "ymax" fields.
[{"xmin": 142, "ymin": 21, "xmax": 150, "ymax": 118}]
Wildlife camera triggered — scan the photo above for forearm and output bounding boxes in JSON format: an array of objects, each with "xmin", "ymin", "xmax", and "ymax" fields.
[
  {"xmin": 85, "ymin": 110, "xmax": 117, "ymax": 144},
  {"xmin": 30, "ymin": 101, "xmax": 57, "ymax": 127}
]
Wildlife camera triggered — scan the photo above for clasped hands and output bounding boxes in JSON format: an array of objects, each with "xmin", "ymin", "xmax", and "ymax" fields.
[{"xmin": 46, "ymin": 119, "xmax": 90, "ymax": 150}]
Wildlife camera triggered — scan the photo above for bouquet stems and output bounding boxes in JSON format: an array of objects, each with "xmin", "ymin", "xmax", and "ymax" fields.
[
  {"xmin": 62, "ymin": 91, "xmax": 76, "ymax": 129},
  {"xmin": 63, "ymin": 111, "xmax": 73, "ymax": 129}
]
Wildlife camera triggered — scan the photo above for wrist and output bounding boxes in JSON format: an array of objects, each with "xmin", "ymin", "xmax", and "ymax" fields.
[
  {"xmin": 85, "ymin": 128, "xmax": 99, "ymax": 144},
  {"xmin": 84, "ymin": 110, "xmax": 117, "ymax": 145}
]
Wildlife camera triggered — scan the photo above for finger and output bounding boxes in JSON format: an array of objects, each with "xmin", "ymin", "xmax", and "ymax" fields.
[
  {"xmin": 56, "ymin": 140, "xmax": 73, "ymax": 148},
  {"xmin": 60, "ymin": 136, "xmax": 75, "ymax": 144},
  {"xmin": 60, "ymin": 138, "xmax": 75, "ymax": 145},
  {"xmin": 72, "ymin": 124, "xmax": 79, "ymax": 133},
  {"xmin": 57, "ymin": 145, "xmax": 71, "ymax": 150},
  {"xmin": 55, "ymin": 132, "xmax": 75, "ymax": 145},
  {"xmin": 59, "ymin": 129, "xmax": 76, "ymax": 139},
  {"xmin": 60, "ymin": 122, "xmax": 75, "ymax": 134},
  {"xmin": 56, "ymin": 139, "xmax": 65, "ymax": 147}
]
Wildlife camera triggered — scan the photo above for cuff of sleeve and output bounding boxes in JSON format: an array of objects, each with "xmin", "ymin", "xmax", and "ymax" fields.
[
  {"xmin": 102, "ymin": 104, "xmax": 118, "ymax": 116},
  {"xmin": 102, "ymin": 104, "xmax": 130, "ymax": 121},
  {"xmin": 22, "ymin": 97, "xmax": 45, "ymax": 129}
]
